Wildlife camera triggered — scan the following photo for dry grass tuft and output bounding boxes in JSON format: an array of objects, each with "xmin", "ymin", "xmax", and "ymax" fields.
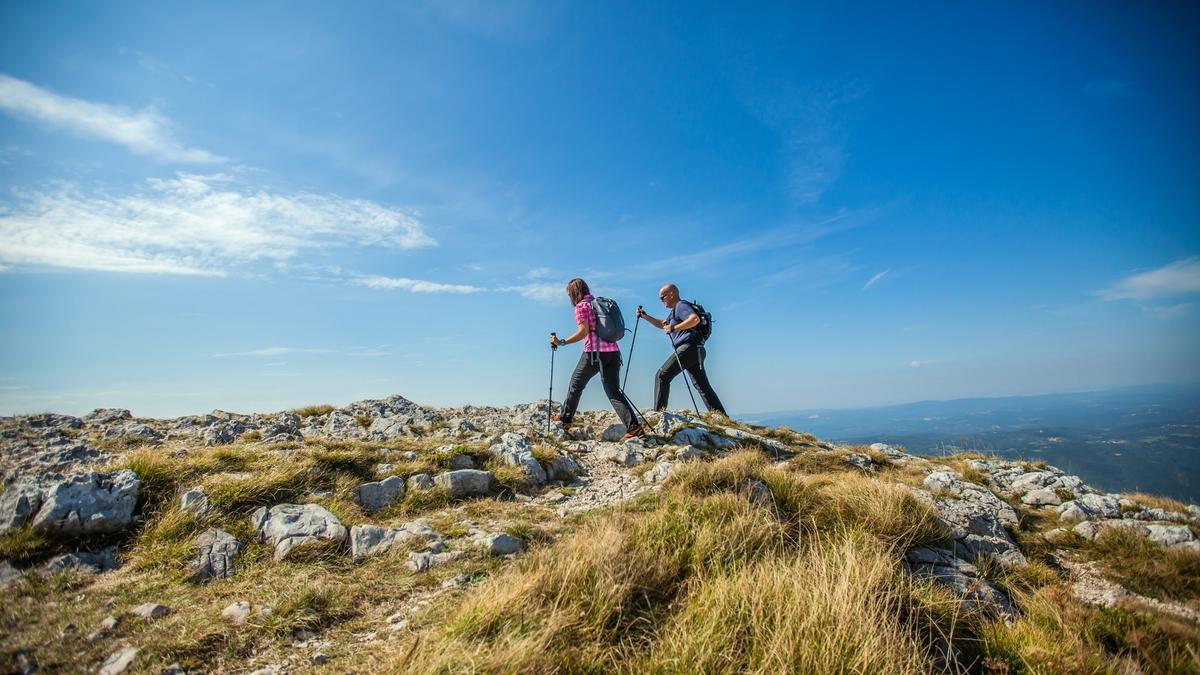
[{"xmin": 292, "ymin": 404, "xmax": 334, "ymax": 418}]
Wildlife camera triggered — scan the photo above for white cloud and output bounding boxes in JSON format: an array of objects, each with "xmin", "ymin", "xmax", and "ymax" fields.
[
  {"xmin": 354, "ymin": 275, "xmax": 483, "ymax": 294},
  {"xmin": 1095, "ymin": 257, "xmax": 1200, "ymax": 301},
  {"xmin": 0, "ymin": 173, "xmax": 436, "ymax": 275},
  {"xmin": 910, "ymin": 359, "xmax": 935, "ymax": 368},
  {"xmin": 522, "ymin": 267, "xmax": 553, "ymax": 280},
  {"xmin": 347, "ymin": 350, "xmax": 390, "ymax": 357},
  {"xmin": 1141, "ymin": 303, "xmax": 1193, "ymax": 319},
  {"xmin": 0, "ymin": 73, "xmax": 224, "ymax": 163},
  {"xmin": 863, "ymin": 269, "xmax": 890, "ymax": 290},
  {"xmin": 502, "ymin": 282, "xmax": 563, "ymax": 303},
  {"xmin": 214, "ymin": 347, "xmax": 334, "ymax": 357}
]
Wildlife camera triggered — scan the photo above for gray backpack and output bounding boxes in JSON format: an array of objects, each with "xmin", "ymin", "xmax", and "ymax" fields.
[{"xmin": 589, "ymin": 297, "xmax": 626, "ymax": 342}]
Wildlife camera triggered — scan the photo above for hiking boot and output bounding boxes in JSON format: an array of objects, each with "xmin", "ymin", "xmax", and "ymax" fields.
[
  {"xmin": 621, "ymin": 426, "xmax": 645, "ymax": 440},
  {"xmin": 551, "ymin": 414, "xmax": 571, "ymax": 432}
]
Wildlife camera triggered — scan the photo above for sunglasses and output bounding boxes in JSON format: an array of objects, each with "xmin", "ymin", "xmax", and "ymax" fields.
[{"xmin": 659, "ymin": 293, "xmax": 670, "ymax": 300}]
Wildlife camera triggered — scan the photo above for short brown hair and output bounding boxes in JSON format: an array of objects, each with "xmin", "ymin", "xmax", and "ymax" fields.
[{"xmin": 566, "ymin": 278, "xmax": 590, "ymax": 305}]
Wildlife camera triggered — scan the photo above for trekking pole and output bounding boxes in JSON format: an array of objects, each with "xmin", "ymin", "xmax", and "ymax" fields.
[
  {"xmin": 622, "ymin": 309, "xmax": 641, "ymax": 391},
  {"xmin": 547, "ymin": 332, "xmax": 557, "ymax": 435},
  {"xmin": 667, "ymin": 323, "xmax": 701, "ymax": 416}
]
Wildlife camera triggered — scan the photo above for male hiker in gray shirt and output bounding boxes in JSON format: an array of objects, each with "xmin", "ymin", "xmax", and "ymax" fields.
[{"xmin": 636, "ymin": 283, "xmax": 728, "ymax": 416}]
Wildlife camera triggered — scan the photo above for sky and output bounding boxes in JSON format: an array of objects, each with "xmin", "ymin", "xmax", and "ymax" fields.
[{"xmin": 0, "ymin": 1, "xmax": 1198, "ymax": 418}]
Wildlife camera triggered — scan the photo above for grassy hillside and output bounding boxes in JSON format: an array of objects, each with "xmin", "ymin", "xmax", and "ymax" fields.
[{"xmin": 2, "ymin": 404, "xmax": 1198, "ymax": 673}]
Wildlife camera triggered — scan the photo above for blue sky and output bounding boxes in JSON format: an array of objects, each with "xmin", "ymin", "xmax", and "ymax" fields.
[{"xmin": 0, "ymin": 1, "xmax": 1197, "ymax": 417}]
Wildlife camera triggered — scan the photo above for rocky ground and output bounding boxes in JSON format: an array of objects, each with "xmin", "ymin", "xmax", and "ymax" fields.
[{"xmin": 2, "ymin": 394, "xmax": 1198, "ymax": 673}]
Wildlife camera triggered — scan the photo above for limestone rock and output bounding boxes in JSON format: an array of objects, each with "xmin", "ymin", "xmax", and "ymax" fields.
[
  {"xmin": 448, "ymin": 454, "xmax": 475, "ymax": 470},
  {"xmin": 179, "ymin": 488, "xmax": 209, "ymax": 515},
  {"xmin": 0, "ymin": 480, "xmax": 42, "ymax": 534},
  {"xmin": 350, "ymin": 521, "xmax": 442, "ymax": 560},
  {"xmin": 671, "ymin": 427, "xmax": 736, "ymax": 450},
  {"xmin": 488, "ymin": 433, "xmax": 547, "ymax": 485},
  {"xmin": 674, "ymin": 445, "xmax": 705, "ymax": 462},
  {"xmin": 845, "ymin": 453, "xmax": 874, "ymax": 472},
  {"xmin": 434, "ymin": 470, "xmax": 496, "ymax": 499},
  {"xmin": 250, "ymin": 504, "xmax": 348, "ymax": 560},
  {"xmin": 353, "ymin": 476, "xmax": 405, "ymax": 513},
  {"xmin": 85, "ymin": 408, "xmax": 132, "ymax": 425},
  {"xmin": 406, "ymin": 550, "xmax": 464, "ymax": 572},
  {"xmin": 324, "ymin": 411, "xmax": 366, "ymax": 439},
  {"xmin": 904, "ymin": 546, "xmax": 1013, "ymax": 616},
  {"xmin": 99, "ymin": 646, "xmax": 138, "ymax": 675},
  {"xmin": 478, "ymin": 533, "xmax": 525, "ymax": 556},
  {"xmin": 222, "ymin": 601, "xmax": 252, "ymax": 624},
  {"xmin": 1021, "ymin": 488, "xmax": 1062, "ymax": 506},
  {"xmin": 601, "ymin": 424, "xmax": 627, "ymax": 442},
  {"xmin": 30, "ymin": 470, "xmax": 140, "ymax": 536},
  {"xmin": 39, "ymin": 546, "xmax": 119, "ymax": 576},
  {"xmin": 367, "ymin": 416, "xmax": 412, "ymax": 440},
  {"xmin": 407, "ymin": 473, "xmax": 435, "ymax": 491},
  {"xmin": 643, "ymin": 461, "xmax": 676, "ymax": 484},
  {"xmin": 189, "ymin": 528, "xmax": 242, "ymax": 581},
  {"xmin": 131, "ymin": 603, "xmax": 170, "ymax": 621},
  {"xmin": 222, "ymin": 601, "xmax": 253, "ymax": 624}
]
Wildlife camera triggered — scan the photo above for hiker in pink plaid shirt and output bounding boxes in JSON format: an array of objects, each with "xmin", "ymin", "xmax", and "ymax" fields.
[{"xmin": 548, "ymin": 278, "xmax": 643, "ymax": 438}]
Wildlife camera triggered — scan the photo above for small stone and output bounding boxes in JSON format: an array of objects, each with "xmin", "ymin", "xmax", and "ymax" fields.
[
  {"xmin": 311, "ymin": 652, "xmax": 329, "ymax": 665},
  {"xmin": 601, "ymin": 424, "xmax": 627, "ymax": 442},
  {"xmin": 449, "ymin": 454, "xmax": 475, "ymax": 470},
  {"xmin": 99, "ymin": 646, "xmax": 138, "ymax": 675},
  {"xmin": 179, "ymin": 488, "xmax": 209, "ymax": 514},
  {"xmin": 1022, "ymin": 488, "xmax": 1062, "ymax": 506},
  {"xmin": 222, "ymin": 601, "xmax": 252, "ymax": 625},
  {"xmin": 354, "ymin": 476, "xmax": 406, "ymax": 513},
  {"xmin": 161, "ymin": 663, "xmax": 187, "ymax": 675},
  {"xmin": 434, "ymin": 470, "xmax": 496, "ymax": 499},
  {"xmin": 480, "ymin": 533, "xmax": 525, "ymax": 556},
  {"xmin": 407, "ymin": 473, "xmax": 435, "ymax": 491},
  {"xmin": 131, "ymin": 603, "xmax": 171, "ymax": 621}
]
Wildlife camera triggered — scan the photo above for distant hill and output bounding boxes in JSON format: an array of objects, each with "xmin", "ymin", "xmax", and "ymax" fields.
[{"xmin": 744, "ymin": 384, "xmax": 1200, "ymax": 503}]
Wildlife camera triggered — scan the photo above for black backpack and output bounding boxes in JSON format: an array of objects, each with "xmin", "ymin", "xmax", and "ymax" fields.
[{"xmin": 689, "ymin": 300, "xmax": 713, "ymax": 343}]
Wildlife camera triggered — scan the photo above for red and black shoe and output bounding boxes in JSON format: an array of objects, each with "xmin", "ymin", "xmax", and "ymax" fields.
[
  {"xmin": 621, "ymin": 425, "xmax": 646, "ymax": 440},
  {"xmin": 551, "ymin": 414, "xmax": 572, "ymax": 432}
]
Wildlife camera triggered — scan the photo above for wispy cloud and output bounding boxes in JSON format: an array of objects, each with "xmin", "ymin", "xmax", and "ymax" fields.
[
  {"xmin": 354, "ymin": 275, "xmax": 483, "ymax": 294},
  {"xmin": 0, "ymin": 73, "xmax": 224, "ymax": 163},
  {"xmin": 910, "ymin": 359, "xmax": 935, "ymax": 368},
  {"xmin": 863, "ymin": 269, "xmax": 890, "ymax": 290},
  {"xmin": 502, "ymin": 282, "xmax": 563, "ymax": 303},
  {"xmin": 1141, "ymin": 303, "xmax": 1193, "ymax": 319},
  {"xmin": 213, "ymin": 347, "xmax": 335, "ymax": 357},
  {"xmin": 1094, "ymin": 257, "xmax": 1200, "ymax": 301},
  {"xmin": 346, "ymin": 350, "xmax": 391, "ymax": 357},
  {"xmin": 0, "ymin": 173, "xmax": 435, "ymax": 275},
  {"xmin": 730, "ymin": 73, "xmax": 866, "ymax": 205}
]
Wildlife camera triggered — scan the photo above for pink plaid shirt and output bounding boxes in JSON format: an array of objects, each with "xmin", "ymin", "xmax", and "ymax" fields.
[{"xmin": 575, "ymin": 295, "xmax": 620, "ymax": 353}]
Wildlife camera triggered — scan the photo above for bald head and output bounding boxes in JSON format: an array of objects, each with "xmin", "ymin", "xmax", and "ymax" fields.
[{"xmin": 658, "ymin": 283, "xmax": 680, "ymax": 308}]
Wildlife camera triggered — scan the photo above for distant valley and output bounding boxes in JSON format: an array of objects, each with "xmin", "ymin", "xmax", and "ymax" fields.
[{"xmin": 744, "ymin": 384, "xmax": 1200, "ymax": 503}]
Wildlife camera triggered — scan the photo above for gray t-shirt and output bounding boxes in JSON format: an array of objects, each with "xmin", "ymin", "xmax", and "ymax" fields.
[{"xmin": 668, "ymin": 300, "xmax": 700, "ymax": 347}]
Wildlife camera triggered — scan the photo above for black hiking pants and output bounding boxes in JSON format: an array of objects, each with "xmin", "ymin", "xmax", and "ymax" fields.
[
  {"xmin": 653, "ymin": 343, "xmax": 726, "ymax": 415},
  {"xmin": 560, "ymin": 351, "xmax": 639, "ymax": 429}
]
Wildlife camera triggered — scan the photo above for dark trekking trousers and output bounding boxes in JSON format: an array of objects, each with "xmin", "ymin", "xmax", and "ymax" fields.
[
  {"xmin": 559, "ymin": 351, "xmax": 639, "ymax": 429},
  {"xmin": 653, "ymin": 343, "xmax": 726, "ymax": 415}
]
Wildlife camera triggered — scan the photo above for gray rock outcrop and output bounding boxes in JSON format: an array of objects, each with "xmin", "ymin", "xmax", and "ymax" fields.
[
  {"xmin": 353, "ymin": 476, "xmax": 405, "ymax": 513},
  {"xmin": 30, "ymin": 470, "xmax": 140, "ymax": 536},
  {"xmin": 189, "ymin": 528, "xmax": 242, "ymax": 581},
  {"xmin": 349, "ymin": 521, "xmax": 443, "ymax": 560},
  {"xmin": 250, "ymin": 504, "xmax": 348, "ymax": 560},
  {"xmin": 434, "ymin": 469, "xmax": 496, "ymax": 499}
]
